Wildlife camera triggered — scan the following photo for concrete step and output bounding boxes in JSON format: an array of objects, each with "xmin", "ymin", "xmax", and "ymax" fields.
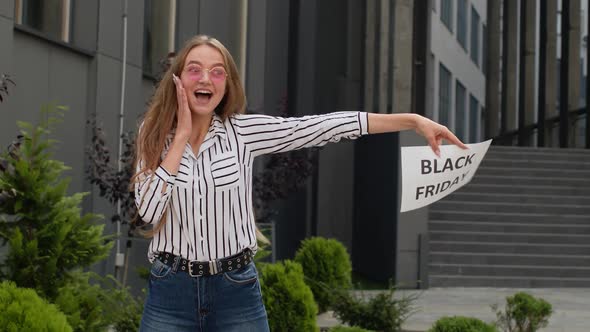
[
  {"xmin": 456, "ymin": 183, "xmax": 590, "ymax": 196},
  {"xmin": 430, "ymin": 241, "xmax": 590, "ymax": 255},
  {"xmin": 429, "ymin": 274, "xmax": 590, "ymax": 287},
  {"xmin": 431, "ymin": 201, "xmax": 590, "ymax": 215},
  {"xmin": 429, "ymin": 211, "xmax": 590, "ymax": 224},
  {"xmin": 444, "ymin": 192, "xmax": 590, "ymax": 205},
  {"xmin": 477, "ymin": 166, "xmax": 590, "ymax": 178},
  {"xmin": 481, "ymin": 158, "xmax": 590, "ymax": 169},
  {"xmin": 487, "ymin": 150, "xmax": 590, "ymax": 162},
  {"xmin": 430, "ymin": 231, "xmax": 590, "ymax": 245},
  {"xmin": 427, "ymin": 146, "xmax": 590, "ymax": 288},
  {"xmin": 430, "ymin": 263, "xmax": 590, "ymax": 278},
  {"xmin": 489, "ymin": 145, "xmax": 590, "ymax": 155},
  {"xmin": 430, "ymin": 252, "xmax": 590, "ymax": 266},
  {"xmin": 470, "ymin": 175, "xmax": 590, "ymax": 187},
  {"xmin": 429, "ymin": 221, "xmax": 590, "ymax": 235}
]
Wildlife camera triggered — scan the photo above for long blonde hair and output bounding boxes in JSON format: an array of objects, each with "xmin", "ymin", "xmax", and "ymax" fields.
[{"xmin": 133, "ymin": 35, "xmax": 246, "ymax": 235}]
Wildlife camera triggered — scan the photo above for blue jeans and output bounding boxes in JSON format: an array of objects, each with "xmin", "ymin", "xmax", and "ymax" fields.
[{"xmin": 140, "ymin": 257, "xmax": 270, "ymax": 332}]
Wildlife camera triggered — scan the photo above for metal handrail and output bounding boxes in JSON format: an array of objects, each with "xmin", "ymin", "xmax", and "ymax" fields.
[{"xmin": 491, "ymin": 107, "xmax": 587, "ymax": 146}]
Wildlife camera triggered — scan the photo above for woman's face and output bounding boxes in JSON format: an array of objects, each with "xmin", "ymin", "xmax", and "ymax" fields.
[{"xmin": 180, "ymin": 45, "xmax": 228, "ymax": 116}]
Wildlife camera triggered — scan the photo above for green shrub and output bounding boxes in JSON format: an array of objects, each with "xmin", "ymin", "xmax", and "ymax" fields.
[
  {"xmin": 260, "ymin": 260, "xmax": 318, "ymax": 332},
  {"xmin": 0, "ymin": 106, "xmax": 112, "ymax": 300},
  {"xmin": 0, "ymin": 107, "xmax": 130, "ymax": 330},
  {"xmin": 332, "ymin": 285, "xmax": 417, "ymax": 332},
  {"xmin": 329, "ymin": 325, "xmax": 374, "ymax": 332},
  {"xmin": 105, "ymin": 278, "xmax": 143, "ymax": 332},
  {"xmin": 0, "ymin": 281, "xmax": 72, "ymax": 332},
  {"xmin": 54, "ymin": 272, "xmax": 142, "ymax": 332},
  {"xmin": 295, "ymin": 237, "xmax": 352, "ymax": 312},
  {"xmin": 429, "ymin": 316, "xmax": 497, "ymax": 332},
  {"xmin": 492, "ymin": 292, "xmax": 552, "ymax": 332}
]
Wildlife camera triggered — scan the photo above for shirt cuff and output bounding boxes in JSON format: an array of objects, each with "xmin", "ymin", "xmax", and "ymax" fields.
[
  {"xmin": 155, "ymin": 165, "xmax": 177, "ymax": 185},
  {"xmin": 358, "ymin": 112, "xmax": 369, "ymax": 135}
]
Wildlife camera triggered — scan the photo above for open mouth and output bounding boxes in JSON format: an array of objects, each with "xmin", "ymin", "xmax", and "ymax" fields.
[{"xmin": 194, "ymin": 90, "xmax": 212, "ymax": 104}]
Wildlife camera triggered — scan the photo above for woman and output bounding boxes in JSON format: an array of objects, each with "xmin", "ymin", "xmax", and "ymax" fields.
[{"xmin": 134, "ymin": 35, "xmax": 466, "ymax": 331}]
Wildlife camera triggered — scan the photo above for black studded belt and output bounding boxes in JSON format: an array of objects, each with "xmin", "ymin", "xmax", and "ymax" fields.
[{"xmin": 155, "ymin": 249, "xmax": 253, "ymax": 277}]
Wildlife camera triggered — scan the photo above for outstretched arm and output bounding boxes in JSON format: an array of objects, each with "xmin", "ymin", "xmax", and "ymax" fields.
[{"xmin": 368, "ymin": 113, "xmax": 467, "ymax": 156}]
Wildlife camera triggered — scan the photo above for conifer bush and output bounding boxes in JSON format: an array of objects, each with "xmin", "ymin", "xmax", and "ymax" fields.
[
  {"xmin": 259, "ymin": 260, "xmax": 318, "ymax": 332},
  {"xmin": 294, "ymin": 237, "xmax": 352, "ymax": 312},
  {"xmin": 429, "ymin": 316, "xmax": 497, "ymax": 332},
  {"xmin": 0, "ymin": 106, "xmax": 112, "ymax": 300},
  {"xmin": 0, "ymin": 106, "xmax": 120, "ymax": 330},
  {"xmin": 0, "ymin": 281, "xmax": 72, "ymax": 332}
]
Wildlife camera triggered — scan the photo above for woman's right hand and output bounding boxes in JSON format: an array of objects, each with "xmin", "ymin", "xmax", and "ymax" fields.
[
  {"xmin": 158, "ymin": 74, "xmax": 192, "ymax": 177},
  {"xmin": 173, "ymin": 73, "xmax": 192, "ymax": 141}
]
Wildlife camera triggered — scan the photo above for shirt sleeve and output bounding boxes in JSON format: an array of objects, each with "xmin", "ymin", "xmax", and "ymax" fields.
[
  {"xmin": 134, "ymin": 161, "xmax": 177, "ymax": 225},
  {"xmin": 234, "ymin": 111, "xmax": 369, "ymax": 160}
]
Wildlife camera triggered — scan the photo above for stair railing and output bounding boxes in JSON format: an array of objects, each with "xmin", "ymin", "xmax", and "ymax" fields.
[{"xmin": 491, "ymin": 107, "xmax": 588, "ymax": 148}]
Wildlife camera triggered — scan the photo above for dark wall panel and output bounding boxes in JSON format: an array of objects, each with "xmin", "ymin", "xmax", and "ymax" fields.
[{"xmin": 353, "ymin": 133, "xmax": 399, "ymax": 281}]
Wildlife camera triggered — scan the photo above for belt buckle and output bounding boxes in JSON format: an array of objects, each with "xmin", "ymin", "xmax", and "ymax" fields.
[
  {"xmin": 188, "ymin": 261, "xmax": 203, "ymax": 277},
  {"xmin": 188, "ymin": 261, "xmax": 195, "ymax": 277}
]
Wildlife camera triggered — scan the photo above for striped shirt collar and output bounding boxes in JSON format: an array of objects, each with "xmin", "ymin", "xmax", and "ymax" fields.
[
  {"xmin": 166, "ymin": 113, "xmax": 227, "ymax": 143},
  {"xmin": 209, "ymin": 113, "xmax": 227, "ymax": 142}
]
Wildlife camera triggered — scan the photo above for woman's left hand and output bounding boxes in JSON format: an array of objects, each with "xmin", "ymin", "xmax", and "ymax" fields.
[{"xmin": 415, "ymin": 116, "xmax": 468, "ymax": 156}]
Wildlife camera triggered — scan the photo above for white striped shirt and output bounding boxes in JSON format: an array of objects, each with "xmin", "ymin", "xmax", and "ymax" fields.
[{"xmin": 135, "ymin": 111, "xmax": 369, "ymax": 262}]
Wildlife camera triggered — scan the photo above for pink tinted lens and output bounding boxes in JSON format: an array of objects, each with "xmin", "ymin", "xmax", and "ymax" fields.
[
  {"xmin": 186, "ymin": 67, "xmax": 226, "ymax": 82},
  {"xmin": 186, "ymin": 69, "xmax": 203, "ymax": 80},
  {"xmin": 210, "ymin": 68, "xmax": 227, "ymax": 81}
]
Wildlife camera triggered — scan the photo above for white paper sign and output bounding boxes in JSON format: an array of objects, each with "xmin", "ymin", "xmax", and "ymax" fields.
[{"xmin": 400, "ymin": 140, "xmax": 492, "ymax": 212}]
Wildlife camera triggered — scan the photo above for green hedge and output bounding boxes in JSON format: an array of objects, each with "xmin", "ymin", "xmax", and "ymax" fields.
[
  {"xmin": 0, "ymin": 281, "xmax": 72, "ymax": 332},
  {"xmin": 260, "ymin": 260, "xmax": 318, "ymax": 332},
  {"xmin": 429, "ymin": 316, "xmax": 497, "ymax": 332},
  {"xmin": 493, "ymin": 292, "xmax": 552, "ymax": 332},
  {"xmin": 332, "ymin": 285, "xmax": 417, "ymax": 332},
  {"xmin": 329, "ymin": 325, "xmax": 374, "ymax": 332},
  {"xmin": 54, "ymin": 272, "xmax": 142, "ymax": 332},
  {"xmin": 295, "ymin": 237, "xmax": 352, "ymax": 312}
]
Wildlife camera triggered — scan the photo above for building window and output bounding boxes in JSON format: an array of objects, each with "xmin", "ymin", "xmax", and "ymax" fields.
[
  {"xmin": 481, "ymin": 107, "xmax": 486, "ymax": 140},
  {"xmin": 439, "ymin": 63, "xmax": 452, "ymax": 126},
  {"xmin": 557, "ymin": 59, "xmax": 561, "ymax": 110},
  {"xmin": 441, "ymin": 0, "xmax": 453, "ymax": 32},
  {"xmin": 455, "ymin": 81, "xmax": 467, "ymax": 140},
  {"xmin": 469, "ymin": 94, "xmax": 479, "ymax": 142},
  {"xmin": 457, "ymin": 0, "xmax": 467, "ymax": 50},
  {"xmin": 580, "ymin": 61, "xmax": 586, "ymax": 106},
  {"xmin": 482, "ymin": 24, "xmax": 487, "ymax": 75},
  {"xmin": 144, "ymin": 0, "xmax": 176, "ymax": 77},
  {"xmin": 470, "ymin": 6, "xmax": 480, "ymax": 67},
  {"xmin": 14, "ymin": 0, "xmax": 72, "ymax": 42}
]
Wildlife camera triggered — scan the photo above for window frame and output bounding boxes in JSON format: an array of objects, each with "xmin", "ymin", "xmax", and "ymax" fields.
[
  {"xmin": 456, "ymin": 0, "xmax": 467, "ymax": 50},
  {"xmin": 441, "ymin": 0, "xmax": 454, "ymax": 32},
  {"xmin": 455, "ymin": 80, "xmax": 467, "ymax": 140},
  {"xmin": 14, "ymin": 0, "xmax": 72, "ymax": 43},
  {"xmin": 470, "ymin": 5, "xmax": 480, "ymax": 67},
  {"xmin": 143, "ymin": 0, "xmax": 177, "ymax": 79},
  {"xmin": 469, "ymin": 94, "xmax": 480, "ymax": 142},
  {"xmin": 439, "ymin": 63, "xmax": 452, "ymax": 126},
  {"xmin": 482, "ymin": 23, "xmax": 487, "ymax": 75}
]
